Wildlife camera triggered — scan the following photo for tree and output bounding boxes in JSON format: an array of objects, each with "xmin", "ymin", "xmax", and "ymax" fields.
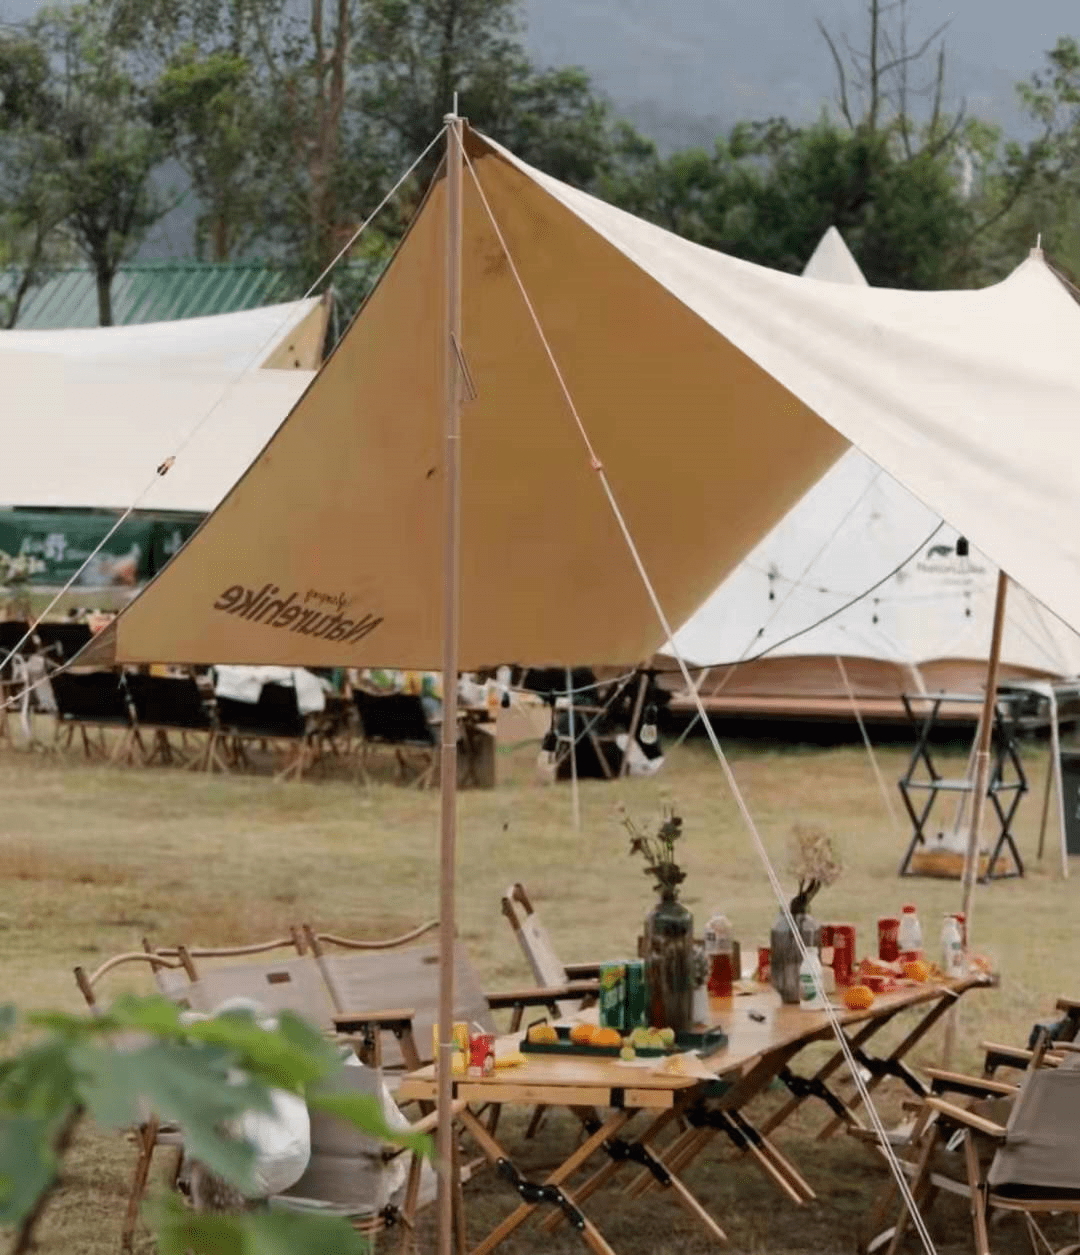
[
  {"xmin": 357, "ymin": 0, "xmax": 649, "ymax": 189},
  {"xmin": 981, "ymin": 37, "xmax": 1080, "ymax": 282},
  {"xmin": 614, "ymin": 0, "xmax": 1027, "ymax": 289},
  {"xmin": 17, "ymin": 2, "xmax": 170, "ymax": 325},
  {"xmin": 0, "ymin": 31, "xmax": 71, "ymax": 327},
  {"xmin": 149, "ymin": 49, "xmax": 266, "ymax": 261}
]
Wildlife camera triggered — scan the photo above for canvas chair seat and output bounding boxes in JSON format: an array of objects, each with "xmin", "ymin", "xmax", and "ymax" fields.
[
  {"xmin": 987, "ymin": 1056, "xmax": 1080, "ymax": 1199},
  {"xmin": 273, "ymin": 1063, "xmax": 438, "ymax": 1234},
  {"xmin": 501, "ymin": 882, "xmax": 601, "ymax": 1020}
]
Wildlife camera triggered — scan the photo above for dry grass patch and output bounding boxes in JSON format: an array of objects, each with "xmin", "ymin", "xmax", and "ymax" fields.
[{"xmin": 0, "ymin": 733, "xmax": 1074, "ymax": 1254}]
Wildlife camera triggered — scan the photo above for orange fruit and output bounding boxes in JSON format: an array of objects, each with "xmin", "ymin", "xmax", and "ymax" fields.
[
  {"xmin": 569, "ymin": 1023, "xmax": 597, "ymax": 1046},
  {"xmin": 592, "ymin": 1027, "xmax": 622, "ymax": 1048},
  {"xmin": 843, "ymin": 985, "xmax": 875, "ymax": 1011},
  {"xmin": 902, "ymin": 960, "xmax": 930, "ymax": 983}
]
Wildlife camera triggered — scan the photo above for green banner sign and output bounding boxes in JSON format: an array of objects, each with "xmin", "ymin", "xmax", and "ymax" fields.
[{"xmin": 0, "ymin": 509, "xmax": 201, "ymax": 588}]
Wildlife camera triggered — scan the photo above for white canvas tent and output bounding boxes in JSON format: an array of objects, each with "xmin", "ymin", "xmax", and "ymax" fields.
[
  {"xmin": 665, "ymin": 229, "xmax": 1080, "ymax": 713},
  {"xmin": 0, "ymin": 351, "xmax": 314, "ymax": 514},
  {"xmin": 0, "ymin": 295, "xmax": 328, "ymax": 375}
]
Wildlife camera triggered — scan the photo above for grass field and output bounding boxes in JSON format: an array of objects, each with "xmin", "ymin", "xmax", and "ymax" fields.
[{"xmin": 2, "ymin": 729, "xmax": 1077, "ymax": 1253}]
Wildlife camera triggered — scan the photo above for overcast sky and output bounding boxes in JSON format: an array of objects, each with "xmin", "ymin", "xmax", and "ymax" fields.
[{"xmin": 520, "ymin": 0, "xmax": 1078, "ymax": 147}]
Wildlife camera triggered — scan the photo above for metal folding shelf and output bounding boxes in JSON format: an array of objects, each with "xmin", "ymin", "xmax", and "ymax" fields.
[{"xmin": 897, "ymin": 690, "xmax": 1028, "ymax": 881}]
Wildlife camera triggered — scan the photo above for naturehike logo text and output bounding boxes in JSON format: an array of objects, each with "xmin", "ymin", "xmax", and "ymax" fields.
[{"xmin": 213, "ymin": 583, "xmax": 382, "ymax": 644}]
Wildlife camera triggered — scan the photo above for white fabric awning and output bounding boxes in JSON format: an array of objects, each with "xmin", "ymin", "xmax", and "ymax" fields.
[{"xmin": 0, "ymin": 351, "xmax": 313, "ymax": 513}]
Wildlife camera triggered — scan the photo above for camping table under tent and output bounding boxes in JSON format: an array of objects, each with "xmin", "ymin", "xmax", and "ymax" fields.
[{"xmin": 396, "ymin": 977, "xmax": 993, "ymax": 1253}]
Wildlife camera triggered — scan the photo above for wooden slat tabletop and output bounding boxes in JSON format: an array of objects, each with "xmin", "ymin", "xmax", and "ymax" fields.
[{"xmin": 396, "ymin": 975, "xmax": 993, "ymax": 1106}]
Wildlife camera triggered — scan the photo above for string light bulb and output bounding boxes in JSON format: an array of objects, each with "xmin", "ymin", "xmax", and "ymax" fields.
[{"xmin": 640, "ymin": 703, "xmax": 658, "ymax": 746}]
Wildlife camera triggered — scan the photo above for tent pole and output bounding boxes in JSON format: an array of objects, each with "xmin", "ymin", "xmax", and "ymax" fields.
[
  {"xmin": 959, "ymin": 570, "xmax": 1009, "ymax": 932},
  {"xmin": 944, "ymin": 571, "xmax": 1007, "ymax": 1067},
  {"xmin": 436, "ymin": 112, "xmax": 463, "ymax": 1255}
]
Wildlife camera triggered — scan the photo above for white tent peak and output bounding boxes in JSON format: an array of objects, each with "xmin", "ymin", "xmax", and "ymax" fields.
[{"xmin": 802, "ymin": 227, "xmax": 868, "ymax": 287}]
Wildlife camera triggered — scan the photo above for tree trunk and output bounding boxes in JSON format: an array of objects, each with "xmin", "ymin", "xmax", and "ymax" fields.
[{"xmin": 95, "ymin": 268, "xmax": 114, "ymax": 326}]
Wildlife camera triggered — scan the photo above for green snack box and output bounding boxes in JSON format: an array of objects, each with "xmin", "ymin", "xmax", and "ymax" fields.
[
  {"xmin": 598, "ymin": 962, "xmax": 627, "ymax": 1031},
  {"xmin": 624, "ymin": 960, "xmax": 647, "ymax": 1030}
]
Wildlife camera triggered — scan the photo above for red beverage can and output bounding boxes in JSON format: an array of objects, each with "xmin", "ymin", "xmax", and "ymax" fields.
[
  {"xmin": 878, "ymin": 917, "xmax": 900, "ymax": 963},
  {"xmin": 469, "ymin": 1033, "xmax": 496, "ymax": 1075},
  {"xmin": 756, "ymin": 946, "xmax": 771, "ymax": 984},
  {"xmin": 831, "ymin": 924, "xmax": 856, "ymax": 986}
]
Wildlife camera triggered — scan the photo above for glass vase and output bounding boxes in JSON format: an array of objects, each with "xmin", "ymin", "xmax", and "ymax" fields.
[
  {"xmin": 770, "ymin": 909, "xmax": 820, "ymax": 1005},
  {"xmin": 643, "ymin": 892, "xmax": 693, "ymax": 1031}
]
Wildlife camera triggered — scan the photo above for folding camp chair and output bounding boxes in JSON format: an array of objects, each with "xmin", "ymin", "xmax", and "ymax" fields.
[
  {"xmin": 51, "ymin": 670, "xmax": 134, "ymax": 761},
  {"xmin": 272, "ymin": 1062, "xmax": 466, "ymax": 1254},
  {"xmin": 124, "ymin": 671, "xmax": 225, "ymax": 770},
  {"xmin": 500, "ymin": 882, "xmax": 602, "ymax": 1019},
  {"xmin": 33, "ymin": 621, "xmax": 92, "ymax": 663},
  {"xmin": 353, "ymin": 691, "xmax": 440, "ymax": 788},
  {"xmin": 72, "ymin": 950, "xmax": 194, "ymax": 1253},
  {"xmin": 863, "ymin": 1032, "xmax": 1080, "ymax": 1255},
  {"xmin": 307, "ymin": 924, "xmax": 597, "ymax": 1068},
  {"xmin": 0, "ymin": 620, "xmax": 28, "ymax": 747},
  {"xmin": 142, "ymin": 928, "xmax": 309, "ymax": 1001},
  {"xmin": 215, "ymin": 680, "xmax": 315, "ymax": 779}
]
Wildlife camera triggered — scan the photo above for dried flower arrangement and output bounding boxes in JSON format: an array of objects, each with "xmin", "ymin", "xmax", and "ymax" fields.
[
  {"xmin": 619, "ymin": 801, "xmax": 686, "ymax": 897},
  {"xmin": 786, "ymin": 824, "xmax": 842, "ymax": 916}
]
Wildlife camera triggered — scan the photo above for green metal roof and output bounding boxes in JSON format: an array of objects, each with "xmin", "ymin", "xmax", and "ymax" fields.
[{"xmin": 1, "ymin": 261, "xmax": 296, "ymax": 328}]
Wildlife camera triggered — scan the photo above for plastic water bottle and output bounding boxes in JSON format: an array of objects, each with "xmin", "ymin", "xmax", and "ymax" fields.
[
  {"xmin": 941, "ymin": 915, "xmax": 965, "ymax": 978},
  {"xmin": 898, "ymin": 904, "xmax": 923, "ymax": 962},
  {"xmin": 703, "ymin": 912, "xmax": 734, "ymax": 997},
  {"xmin": 799, "ymin": 950, "xmax": 823, "ymax": 1010}
]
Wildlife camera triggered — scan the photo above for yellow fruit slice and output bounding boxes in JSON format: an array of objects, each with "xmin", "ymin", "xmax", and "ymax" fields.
[
  {"xmin": 495, "ymin": 1052, "xmax": 526, "ymax": 1068},
  {"xmin": 593, "ymin": 1027, "xmax": 622, "ymax": 1048}
]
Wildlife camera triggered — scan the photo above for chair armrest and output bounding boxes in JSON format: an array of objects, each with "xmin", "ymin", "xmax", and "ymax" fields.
[
  {"xmin": 924, "ymin": 1097, "xmax": 1008, "ymax": 1139},
  {"xmin": 563, "ymin": 962, "xmax": 604, "ymax": 980},
  {"xmin": 1055, "ymin": 997, "xmax": 1080, "ymax": 1014},
  {"xmin": 981, "ymin": 1041, "xmax": 1064, "ymax": 1071},
  {"xmin": 924, "ymin": 1068, "xmax": 1017, "ymax": 1098},
  {"xmin": 333, "ymin": 1008, "xmax": 417, "ymax": 1033},
  {"xmin": 485, "ymin": 980, "xmax": 599, "ymax": 1011}
]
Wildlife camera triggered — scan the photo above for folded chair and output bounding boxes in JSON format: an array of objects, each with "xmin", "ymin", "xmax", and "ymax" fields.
[
  {"xmin": 123, "ymin": 672, "xmax": 225, "ymax": 770},
  {"xmin": 73, "ymin": 950, "xmax": 195, "ymax": 1253},
  {"xmin": 353, "ymin": 691, "xmax": 440, "ymax": 788},
  {"xmin": 272, "ymin": 1062, "xmax": 466, "ymax": 1254},
  {"xmin": 500, "ymin": 882, "xmax": 602, "ymax": 1020},
  {"xmin": 51, "ymin": 670, "xmax": 134, "ymax": 761}
]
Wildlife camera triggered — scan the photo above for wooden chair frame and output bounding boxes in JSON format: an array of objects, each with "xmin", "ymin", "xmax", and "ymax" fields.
[{"xmin": 73, "ymin": 950, "xmax": 193, "ymax": 1253}]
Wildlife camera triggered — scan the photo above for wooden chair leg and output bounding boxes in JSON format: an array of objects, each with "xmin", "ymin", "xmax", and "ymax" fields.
[
  {"xmin": 121, "ymin": 1118, "xmax": 158, "ymax": 1253},
  {"xmin": 963, "ymin": 1132, "xmax": 991, "ymax": 1255}
]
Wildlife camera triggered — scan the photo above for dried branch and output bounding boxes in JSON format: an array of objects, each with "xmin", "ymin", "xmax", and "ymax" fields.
[{"xmin": 818, "ymin": 19, "xmax": 855, "ymax": 128}]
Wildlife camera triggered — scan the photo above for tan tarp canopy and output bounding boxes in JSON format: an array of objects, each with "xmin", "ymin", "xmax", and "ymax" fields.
[{"xmin": 82, "ymin": 127, "xmax": 1080, "ymax": 670}]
